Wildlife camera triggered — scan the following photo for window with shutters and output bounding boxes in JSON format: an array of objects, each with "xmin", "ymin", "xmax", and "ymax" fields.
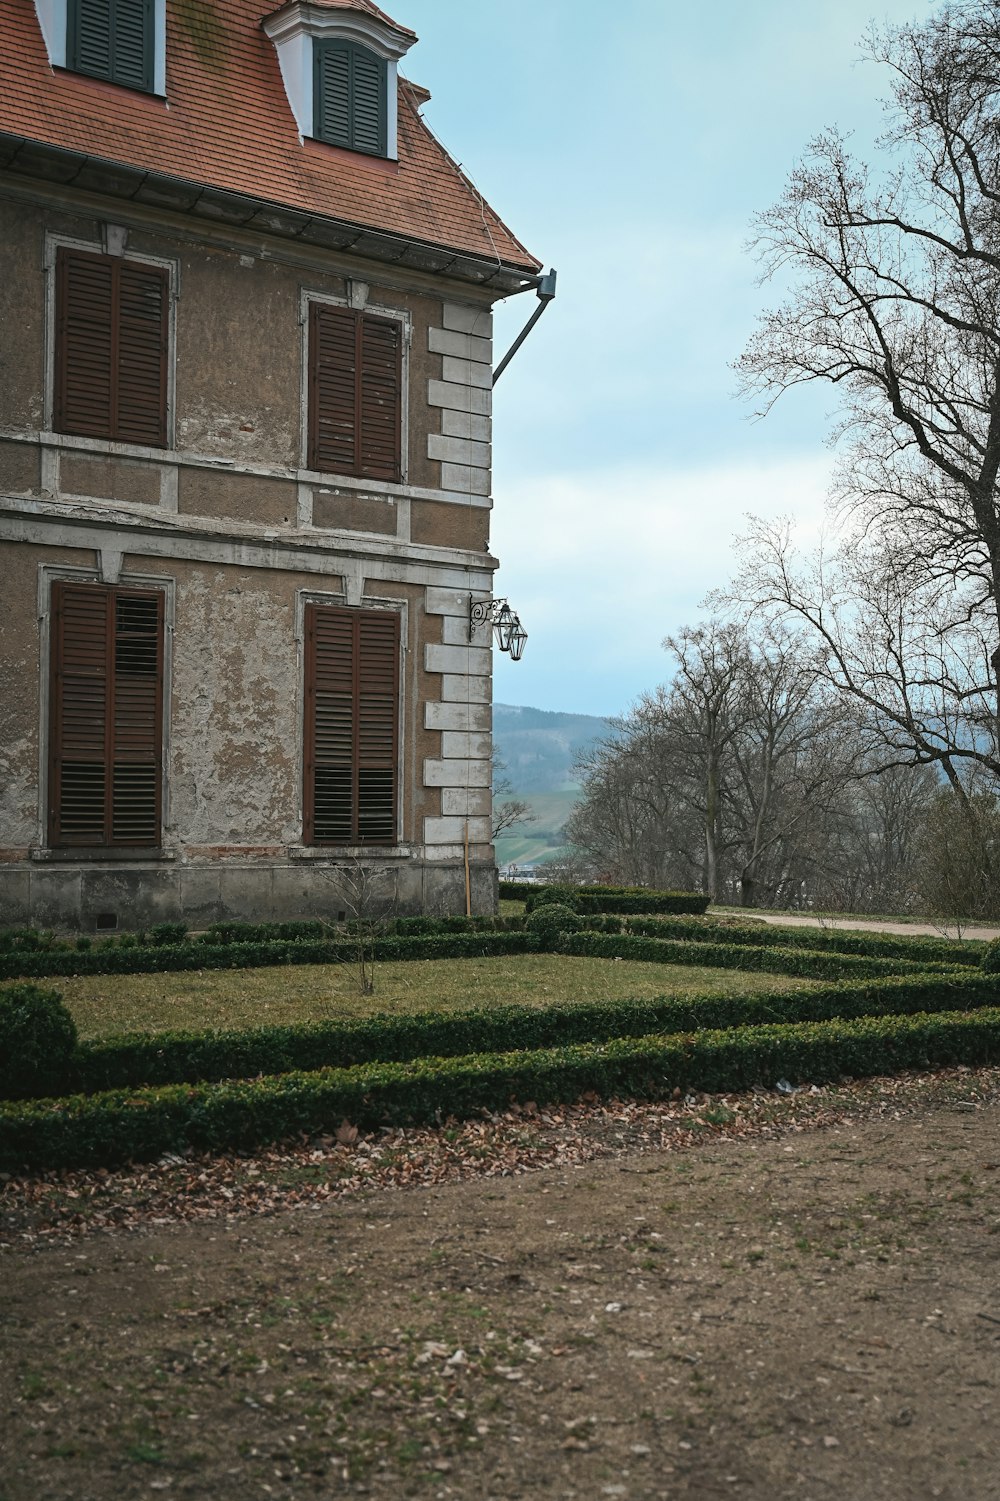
[
  {"xmin": 48, "ymin": 581, "xmax": 164, "ymax": 849},
  {"xmin": 67, "ymin": 0, "xmax": 155, "ymax": 92},
  {"xmin": 54, "ymin": 246, "xmax": 169, "ymax": 447},
  {"xmin": 313, "ymin": 39, "xmax": 388, "ymax": 156},
  {"xmin": 303, "ymin": 605, "xmax": 400, "ymax": 847},
  {"xmin": 308, "ymin": 303, "xmax": 403, "ymax": 480}
]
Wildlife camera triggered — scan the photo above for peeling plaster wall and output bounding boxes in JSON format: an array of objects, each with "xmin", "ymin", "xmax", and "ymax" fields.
[
  {"xmin": 170, "ymin": 244, "xmax": 302, "ymax": 466},
  {"xmin": 0, "ymin": 201, "xmax": 45, "ymax": 431},
  {"xmin": 0, "ymin": 192, "xmax": 500, "ymax": 927},
  {"xmin": 166, "ymin": 567, "xmax": 303, "ymax": 846}
]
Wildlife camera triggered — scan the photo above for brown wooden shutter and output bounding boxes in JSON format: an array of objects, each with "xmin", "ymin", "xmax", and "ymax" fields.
[
  {"xmin": 304, "ymin": 605, "xmax": 399, "ymax": 845},
  {"xmin": 358, "ymin": 314, "xmax": 402, "ymax": 481},
  {"xmin": 56, "ymin": 250, "xmax": 116, "ymax": 440},
  {"xmin": 116, "ymin": 262, "xmax": 169, "ymax": 446},
  {"xmin": 55, "ymin": 248, "xmax": 168, "ymax": 448},
  {"xmin": 49, "ymin": 582, "xmax": 163, "ymax": 848},
  {"xmin": 308, "ymin": 305, "xmax": 401, "ymax": 481},
  {"xmin": 49, "ymin": 583, "xmax": 111, "ymax": 845},
  {"xmin": 356, "ymin": 610, "xmax": 399, "ymax": 842}
]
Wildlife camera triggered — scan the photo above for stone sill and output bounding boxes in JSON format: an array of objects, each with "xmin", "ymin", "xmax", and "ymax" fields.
[
  {"xmin": 287, "ymin": 845, "xmax": 414, "ymax": 861},
  {"xmin": 30, "ymin": 847, "xmax": 176, "ymax": 863}
]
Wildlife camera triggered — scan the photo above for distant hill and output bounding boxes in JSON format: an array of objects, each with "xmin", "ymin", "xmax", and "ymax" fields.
[
  {"xmin": 492, "ymin": 703, "xmax": 611, "ymax": 793},
  {"xmin": 493, "ymin": 704, "xmax": 611, "ymax": 869}
]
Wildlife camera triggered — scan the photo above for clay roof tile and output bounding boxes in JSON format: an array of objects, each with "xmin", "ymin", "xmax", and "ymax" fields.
[{"xmin": 0, "ymin": 0, "xmax": 539, "ymax": 272}]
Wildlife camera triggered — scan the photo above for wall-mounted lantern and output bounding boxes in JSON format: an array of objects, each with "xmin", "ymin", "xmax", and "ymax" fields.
[{"xmin": 470, "ymin": 597, "xmax": 527, "ymax": 660}]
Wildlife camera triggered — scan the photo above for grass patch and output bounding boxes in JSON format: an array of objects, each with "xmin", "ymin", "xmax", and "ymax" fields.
[{"xmin": 57, "ymin": 955, "xmax": 818, "ymax": 1041}]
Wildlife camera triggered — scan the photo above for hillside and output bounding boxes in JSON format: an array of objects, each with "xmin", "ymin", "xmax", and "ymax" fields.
[
  {"xmin": 493, "ymin": 704, "xmax": 611, "ymax": 868},
  {"xmin": 492, "ymin": 704, "xmax": 611, "ymax": 793}
]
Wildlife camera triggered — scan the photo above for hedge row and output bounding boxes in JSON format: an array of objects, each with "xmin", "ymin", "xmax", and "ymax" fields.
[
  {"xmin": 0, "ymin": 930, "xmax": 537, "ymax": 981},
  {"xmin": 559, "ymin": 930, "xmax": 956, "ymax": 981},
  {"xmin": 623, "ymin": 916, "xmax": 980, "ymax": 968},
  {"xmin": 500, "ymin": 882, "xmax": 710, "ymax": 914},
  {"xmin": 62, "ymin": 970, "xmax": 1000, "ymax": 1098},
  {"xmin": 4, "ymin": 1007, "xmax": 1000, "ymax": 1172}
]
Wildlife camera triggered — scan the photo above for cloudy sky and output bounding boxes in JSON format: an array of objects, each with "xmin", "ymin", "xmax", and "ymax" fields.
[{"xmin": 403, "ymin": 0, "xmax": 924, "ymax": 717}]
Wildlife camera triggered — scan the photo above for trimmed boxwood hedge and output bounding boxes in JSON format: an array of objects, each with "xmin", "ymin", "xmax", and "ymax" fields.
[
  {"xmin": 500, "ymin": 882, "xmax": 710, "ymax": 914},
  {"xmin": 4, "ymin": 1006, "xmax": 1000, "ymax": 1172},
  {"xmin": 0, "ymin": 930, "xmax": 537, "ymax": 982},
  {"xmin": 559, "ymin": 930, "xmax": 957, "ymax": 981},
  {"xmin": 623, "ymin": 916, "xmax": 980, "ymax": 967},
  {"xmin": 58, "ymin": 970, "xmax": 1000, "ymax": 1099}
]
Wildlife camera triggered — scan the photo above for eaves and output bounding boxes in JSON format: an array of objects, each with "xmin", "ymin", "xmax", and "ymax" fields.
[{"xmin": 0, "ymin": 131, "xmax": 540, "ymax": 296}]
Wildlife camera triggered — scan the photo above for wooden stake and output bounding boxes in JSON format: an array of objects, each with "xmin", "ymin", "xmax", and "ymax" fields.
[{"xmin": 464, "ymin": 818, "xmax": 471, "ymax": 916}]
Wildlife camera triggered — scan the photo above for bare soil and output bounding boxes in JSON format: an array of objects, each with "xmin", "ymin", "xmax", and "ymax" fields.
[{"xmin": 2, "ymin": 1077, "xmax": 999, "ymax": 1501}]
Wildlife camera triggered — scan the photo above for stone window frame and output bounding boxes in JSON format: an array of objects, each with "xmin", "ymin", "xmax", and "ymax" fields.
[
  {"xmin": 34, "ymin": 561, "xmax": 175, "ymax": 860},
  {"xmin": 289, "ymin": 586, "xmax": 410, "ymax": 858},
  {"xmin": 42, "ymin": 229, "xmax": 180, "ymax": 455},
  {"xmin": 298, "ymin": 285, "xmax": 411, "ymax": 486}
]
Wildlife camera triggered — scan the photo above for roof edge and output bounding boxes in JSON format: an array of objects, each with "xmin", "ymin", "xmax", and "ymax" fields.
[{"xmin": 0, "ymin": 133, "xmax": 542, "ymax": 291}]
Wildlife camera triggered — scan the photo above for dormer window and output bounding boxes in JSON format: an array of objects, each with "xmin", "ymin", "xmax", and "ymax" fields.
[
  {"xmin": 263, "ymin": 1, "xmax": 416, "ymax": 160},
  {"xmin": 314, "ymin": 39, "xmax": 387, "ymax": 156},
  {"xmin": 32, "ymin": 0, "xmax": 165, "ymax": 94},
  {"xmin": 68, "ymin": 0, "xmax": 153, "ymax": 91}
]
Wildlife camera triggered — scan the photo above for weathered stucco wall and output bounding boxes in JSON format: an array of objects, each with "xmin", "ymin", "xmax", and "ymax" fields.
[
  {"xmin": 0, "ymin": 198, "xmax": 454, "ymax": 496},
  {"xmin": 0, "ymin": 190, "xmax": 499, "ymax": 929},
  {"xmin": 0, "ymin": 200, "xmax": 44, "ymax": 432}
]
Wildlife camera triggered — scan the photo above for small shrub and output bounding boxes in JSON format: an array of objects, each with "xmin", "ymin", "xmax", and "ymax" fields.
[
  {"xmin": 149, "ymin": 922, "xmax": 188, "ymax": 947},
  {"xmin": 526, "ymin": 902, "xmax": 583, "ymax": 947},
  {"xmin": 982, "ymin": 938, "xmax": 1000, "ymax": 973},
  {"xmin": 525, "ymin": 885, "xmax": 581, "ymax": 914},
  {"xmin": 0, "ymin": 984, "xmax": 78, "ymax": 1100},
  {"xmin": 0, "ymin": 929, "xmax": 59, "ymax": 954}
]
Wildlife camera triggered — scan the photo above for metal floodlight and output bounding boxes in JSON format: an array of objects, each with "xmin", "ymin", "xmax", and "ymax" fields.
[{"xmin": 508, "ymin": 618, "xmax": 528, "ymax": 661}]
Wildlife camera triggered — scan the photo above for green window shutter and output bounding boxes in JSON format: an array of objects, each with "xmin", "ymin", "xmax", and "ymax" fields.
[
  {"xmin": 69, "ymin": 0, "xmax": 154, "ymax": 93},
  {"xmin": 314, "ymin": 40, "xmax": 387, "ymax": 156}
]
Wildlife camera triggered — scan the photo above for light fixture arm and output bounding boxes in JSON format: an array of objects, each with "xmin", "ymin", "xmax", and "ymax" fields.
[{"xmin": 470, "ymin": 596, "xmax": 528, "ymax": 660}]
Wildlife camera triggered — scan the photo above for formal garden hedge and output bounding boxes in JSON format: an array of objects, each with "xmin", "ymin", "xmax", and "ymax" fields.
[
  {"xmin": 12, "ymin": 969, "xmax": 990, "ymax": 1099},
  {"xmin": 624, "ymin": 916, "xmax": 979, "ymax": 967},
  {"xmin": 558, "ymin": 930, "xmax": 959, "ymax": 981},
  {"xmin": 4, "ymin": 1006, "xmax": 1000, "ymax": 1172},
  {"xmin": 0, "ymin": 929, "xmax": 536, "ymax": 982},
  {"xmin": 500, "ymin": 882, "xmax": 710, "ymax": 914}
]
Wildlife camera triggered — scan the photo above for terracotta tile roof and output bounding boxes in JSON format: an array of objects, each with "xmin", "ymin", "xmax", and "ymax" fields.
[{"xmin": 0, "ymin": 0, "xmax": 539, "ymax": 273}]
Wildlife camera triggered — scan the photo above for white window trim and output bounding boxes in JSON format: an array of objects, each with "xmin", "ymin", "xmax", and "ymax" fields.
[
  {"xmin": 263, "ymin": 3, "xmax": 413, "ymax": 156},
  {"xmin": 299, "ymin": 287, "xmax": 411, "ymax": 487},
  {"xmin": 33, "ymin": 0, "xmax": 168, "ymax": 95},
  {"xmin": 35, "ymin": 563, "xmax": 175, "ymax": 854},
  {"xmin": 43, "ymin": 230, "xmax": 180, "ymax": 450},
  {"xmin": 294, "ymin": 588, "xmax": 408, "ymax": 851}
]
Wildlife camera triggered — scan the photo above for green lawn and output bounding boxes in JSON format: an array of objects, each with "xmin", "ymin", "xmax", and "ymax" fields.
[{"xmin": 57, "ymin": 955, "xmax": 818, "ymax": 1041}]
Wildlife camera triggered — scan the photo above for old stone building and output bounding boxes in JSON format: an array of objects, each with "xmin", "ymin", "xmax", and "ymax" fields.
[{"xmin": 0, "ymin": 0, "xmax": 542, "ymax": 930}]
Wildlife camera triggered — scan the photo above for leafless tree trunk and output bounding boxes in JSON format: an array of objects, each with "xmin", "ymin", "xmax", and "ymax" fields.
[{"xmin": 734, "ymin": 3, "xmax": 1000, "ymax": 841}]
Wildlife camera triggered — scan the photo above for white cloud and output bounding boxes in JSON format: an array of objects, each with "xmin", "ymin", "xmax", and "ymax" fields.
[{"xmin": 490, "ymin": 454, "xmax": 834, "ymax": 715}]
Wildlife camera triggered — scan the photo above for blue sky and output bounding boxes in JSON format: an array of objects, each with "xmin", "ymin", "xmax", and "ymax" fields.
[{"xmin": 403, "ymin": 0, "xmax": 924, "ymax": 716}]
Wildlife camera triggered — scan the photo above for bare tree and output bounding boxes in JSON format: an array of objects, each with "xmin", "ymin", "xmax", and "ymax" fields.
[
  {"xmin": 318, "ymin": 859, "xmax": 395, "ymax": 995},
  {"xmin": 491, "ymin": 750, "xmax": 535, "ymax": 840},
  {"xmin": 568, "ymin": 618, "xmax": 866, "ymax": 904},
  {"xmin": 735, "ymin": 2, "xmax": 1000, "ymax": 852}
]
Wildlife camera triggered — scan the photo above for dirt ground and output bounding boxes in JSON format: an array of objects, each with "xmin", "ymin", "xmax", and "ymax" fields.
[{"xmin": 2, "ymin": 1080, "xmax": 999, "ymax": 1501}]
